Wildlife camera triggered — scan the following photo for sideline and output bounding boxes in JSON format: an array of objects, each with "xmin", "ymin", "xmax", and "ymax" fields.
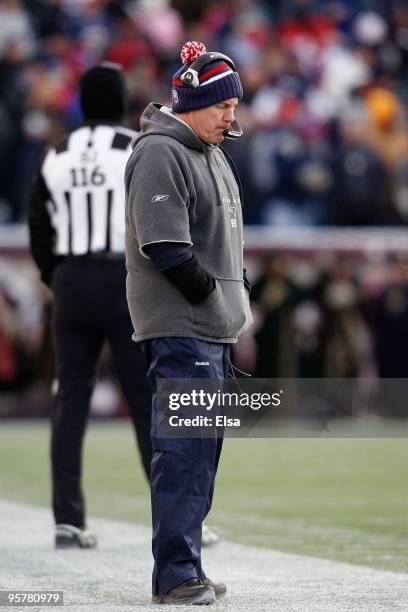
[{"xmin": 0, "ymin": 499, "xmax": 407, "ymax": 611}]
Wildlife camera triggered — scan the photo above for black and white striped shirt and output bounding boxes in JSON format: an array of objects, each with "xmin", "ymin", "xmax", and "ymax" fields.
[
  {"xmin": 28, "ymin": 123, "xmax": 135, "ymax": 284},
  {"xmin": 42, "ymin": 124, "xmax": 135, "ymax": 255}
]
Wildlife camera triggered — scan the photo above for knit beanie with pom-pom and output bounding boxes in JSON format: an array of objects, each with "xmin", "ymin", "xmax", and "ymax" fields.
[{"xmin": 171, "ymin": 41, "xmax": 243, "ymax": 113}]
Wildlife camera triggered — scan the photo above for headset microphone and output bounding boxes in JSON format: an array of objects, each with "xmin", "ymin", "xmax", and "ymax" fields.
[{"xmin": 223, "ymin": 120, "xmax": 243, "ymax": 139}]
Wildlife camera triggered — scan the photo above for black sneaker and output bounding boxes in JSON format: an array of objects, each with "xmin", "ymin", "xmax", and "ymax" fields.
[
  {"xmin": 55, "ymin": 524, "xmax": 97, "ymax": 549},
  {"xmin": 202, "ymin": 578, "xmax": 227, "ymax": 598},
  {"xmin": 152, "ymin": 578, "xmax": 215, "ymax": 605}
]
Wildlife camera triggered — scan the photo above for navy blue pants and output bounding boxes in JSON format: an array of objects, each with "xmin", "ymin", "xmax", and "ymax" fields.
[{"xmin": 141, "ymin": 337, "xmax": 230, "ymax": 596}]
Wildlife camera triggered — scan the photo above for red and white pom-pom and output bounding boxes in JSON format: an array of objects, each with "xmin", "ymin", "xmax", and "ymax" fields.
[{"xmin": 180, "ymin": 41, "xmax": 207, "ymax": 65}]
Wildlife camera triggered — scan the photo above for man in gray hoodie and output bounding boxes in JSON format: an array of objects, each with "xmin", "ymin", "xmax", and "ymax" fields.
[{"xmin": 125, "ymin": 41, "xmax": 252, "ymax": 605}]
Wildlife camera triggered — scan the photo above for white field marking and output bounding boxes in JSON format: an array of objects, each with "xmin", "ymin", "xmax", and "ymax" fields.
[{"xmin": 0, "ymin": 499, "xmax": 407, "ymax": 612}]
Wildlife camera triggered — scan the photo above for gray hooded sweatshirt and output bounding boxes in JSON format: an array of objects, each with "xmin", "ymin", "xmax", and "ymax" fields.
[{"xmin": 125, "ymin": 103, "xmax": 252, "ymax": 343}]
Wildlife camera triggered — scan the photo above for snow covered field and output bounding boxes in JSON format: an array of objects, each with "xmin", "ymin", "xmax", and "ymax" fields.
[{"xmin": 1, "ymin": 499, "xmax": 407, "ymax": 612}]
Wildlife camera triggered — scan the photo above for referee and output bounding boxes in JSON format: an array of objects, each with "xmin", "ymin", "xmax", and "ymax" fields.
[{"xmin": 28, "ymin": 63, "xmax": 152, "ymax": 548}]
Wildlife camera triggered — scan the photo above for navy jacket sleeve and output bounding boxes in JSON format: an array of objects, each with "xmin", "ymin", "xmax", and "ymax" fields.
[
  {"xmin": 143, "ymin": 241, "xmax": 215, "ymax": 305},
  {"xmin": 143, "ymin": 242, "xmax": 192, "ymax": 271}
]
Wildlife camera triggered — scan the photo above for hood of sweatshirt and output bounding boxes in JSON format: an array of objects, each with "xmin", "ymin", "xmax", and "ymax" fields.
[
  {"xmin": 133, "ymin": 102, "xmax": 225, "ymax": 205},
  {"xmin": 133, "ymin": 102, "xmax": 208, "ymax": 152}
]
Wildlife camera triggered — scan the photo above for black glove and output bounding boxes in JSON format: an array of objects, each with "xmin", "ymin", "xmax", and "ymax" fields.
[{"xmin": 163, "ymin": 255, "xmax": 216, "ymax": 305}]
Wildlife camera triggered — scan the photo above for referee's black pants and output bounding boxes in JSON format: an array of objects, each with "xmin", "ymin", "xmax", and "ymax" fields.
[{"xmin": 51, "ymin": 257, "xmax": 152, "ymax": 528}]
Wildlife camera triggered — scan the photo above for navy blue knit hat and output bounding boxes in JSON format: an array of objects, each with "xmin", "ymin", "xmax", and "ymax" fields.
[{"xmin": 171, "ymin": 41, "xmax": 243, "ymax": 113}]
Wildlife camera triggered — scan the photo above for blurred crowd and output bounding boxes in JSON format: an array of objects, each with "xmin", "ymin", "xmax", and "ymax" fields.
[
  {"xmin": 242, "ymin": 249, "xmax": 408, "ymax": 416},
  {"xmin": 247, "ymin": 251, "xmax": 408, "ymax": 382},
  {"xmin": 4, "ymin": 249, "xmax": 408, "ymax": 417},
  {"xmin": 0, "ymin": 0, "xmax": 407, "ymax": 225},
  {"xmin": 2, "ymin": 0, "xmax": 408, "ymax": 418}
]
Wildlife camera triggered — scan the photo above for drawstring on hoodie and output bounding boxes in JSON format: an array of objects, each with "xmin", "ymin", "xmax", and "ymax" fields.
[
  {"xmin": 227, "ymin": 354, "xmax": 252, "ymax": 394},
  {"xmin": 204, "ymin": 149, "xmax": 222, "ymax": 206},
  {"xmin": 221, "ymin": 146, "xmax": 244, "ymax": 209}
]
